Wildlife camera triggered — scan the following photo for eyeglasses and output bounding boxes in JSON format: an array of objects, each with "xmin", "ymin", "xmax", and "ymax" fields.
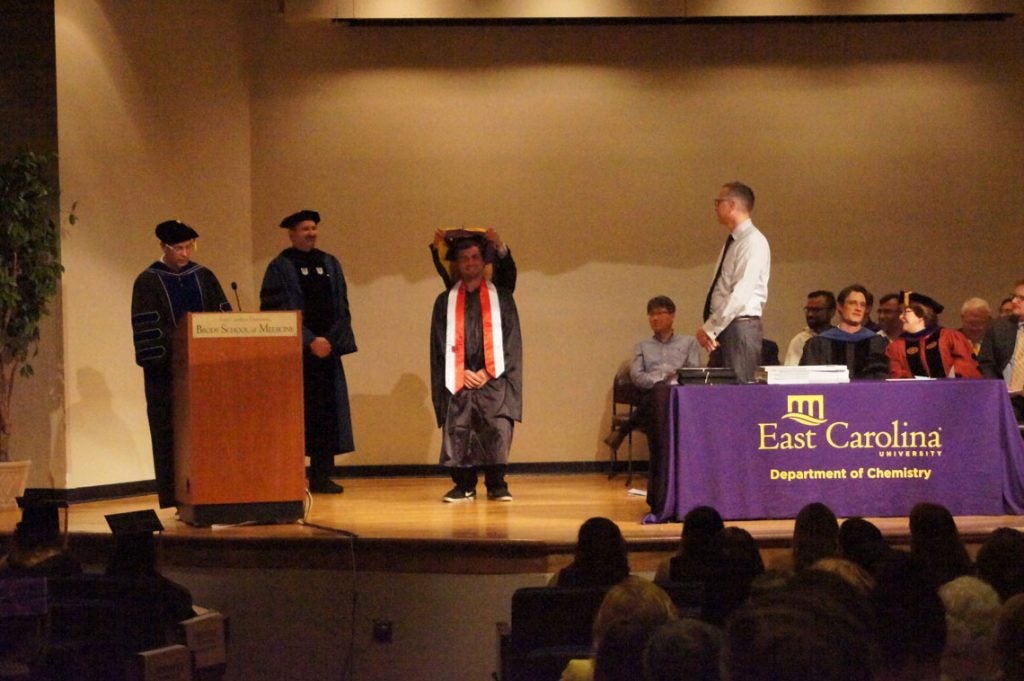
[
  {"xmin": 713, "ymin": 198, "xmax": 733, "ymax": 207},
  {"xmin": 803, "ymin": 307, "xmax": 832, "ymax": 313}
]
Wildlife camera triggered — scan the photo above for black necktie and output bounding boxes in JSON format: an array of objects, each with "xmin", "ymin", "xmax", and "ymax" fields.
[{"xmin": 702, "ymin": 235, "xmax": 734, "ymax": 322}]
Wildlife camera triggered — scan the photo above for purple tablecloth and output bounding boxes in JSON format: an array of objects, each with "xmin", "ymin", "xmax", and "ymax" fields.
[{"xmin": 644, "ymin": 379, "xmax": 1024, "ymax": 522}]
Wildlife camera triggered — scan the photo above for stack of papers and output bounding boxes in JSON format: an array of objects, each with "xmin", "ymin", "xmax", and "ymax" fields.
[{"xmin": 759, "ymin": 365, "xmax": 850, "ymax": 385}]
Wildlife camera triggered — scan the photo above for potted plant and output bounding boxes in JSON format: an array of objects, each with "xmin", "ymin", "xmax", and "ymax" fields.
[{"xmin": 0, "ymin": 150, "xmax": 67, "ymax": 505}]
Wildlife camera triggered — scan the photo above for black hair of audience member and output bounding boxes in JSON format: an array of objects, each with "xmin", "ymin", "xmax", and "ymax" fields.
[
  {"xmin": 996, "ymin": 593, "xmax": 1024, "ymax": 681},
  {"xmin": 722, "ymin": 571, "xmax": 877, "ymax": 681},
  {"xmin": 792, "ymin": 502, "xmax": 840, "ymax": 572},
  {"xmin": 643, "ymin": 618, "xmax": 722, "ymax": 681},
  {"xmin": 703, "ymin": 526, "xmax": 765, "ymax": 625},
  {"xmin": 669, "ymin": 506, "xmax": 725, "ymax": 583},
  {"xmin": 909, "ymin": 502, "xmax": 973, "ymax": 589},
  {"xmin": 870, "ymin": 550, "xmax": 947, "ymax": 680},
  {"xmin": 976, "ymin": 527, "xmax": 1024, "ymax": 602},
  {"xmin": 553, "ymin": 517, "xmax": 630, "ymax": 588},
  {"xmin": 839, "ymin": 517, "xmax": 891, "ymax": 577}
]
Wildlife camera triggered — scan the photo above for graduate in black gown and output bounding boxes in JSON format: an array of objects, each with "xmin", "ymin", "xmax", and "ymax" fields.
[
  {"xmin": 260, "ymin": 210, "xmax": 357, "ymax": 494},
  {"xmin": 131, "ymin": 221, "xmax": 230, "ymax": 508},
  {"xmin": 430, "ymin": 235, "xmax": 522, "ymax": 502}
]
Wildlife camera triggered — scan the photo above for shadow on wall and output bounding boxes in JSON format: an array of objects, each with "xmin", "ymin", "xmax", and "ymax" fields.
[
  {"xmin": 66, "ymin": 366, "xmax": 145, "ymax": 481},
  {"xmin": 348, "ymin": 372, "xmax": 435, "ymax": 464}
]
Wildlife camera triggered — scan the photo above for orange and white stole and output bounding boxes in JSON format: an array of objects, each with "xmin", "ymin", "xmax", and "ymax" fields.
[{"xmin": 445, "ymin": 280, "xmax": 505, "ymax": 394}]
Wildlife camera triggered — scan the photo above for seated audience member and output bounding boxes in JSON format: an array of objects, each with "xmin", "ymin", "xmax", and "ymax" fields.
[
  {"xmin": 886, "ymin": 291, "xmax": 980, "ymax": 378},
  {"xmin": 838, "ymin": 517, "xmax": 891, "ymax": 577},
  {"xmin": 978, "ymin": 278, "xmax": 1024, "ymax": 421},
  {"xmin": 104, "ymin": 510, "xmax": 196, "ymax": 623},
  {"xmin": 810, "ymin": 557, "xmax": 876, "ymax": 596},
  {"xmin": 429, "ymin": 227, "xmax": 516, "ymax": 291},
  {"xmin": 975, "ymin": 527, "xmax": 1024, "ymax": 602},
  {"xmin": 561, "ymin": 576, "xmax": 678, "ymax": 681},
  {"xmin": 722, "ymin": 571, "xmax": 876, "ymax": 681},
  {"xmin": 938, "ymin": 576, "xmax": 1002, "ymax": 681},
  {"xmin": 655, "ymin": 506, "xmax": 725, "ymax": 584},
  {"xmin": 643, "ymin": 618, "xmax": 722, "ymax": 681},
  {"xmin": 784, "ymin": 290, "xmax": 835, "ymax": 365},
  {"xmin": 875, "ymin": 292, "xmax": 904, "ymax": 341},
  {"xmin": 606, "ymin": 296, "xmax": 700, "ymax": 457},
  {"xmin": 791, "ymin": 502, "xmax": 840, "ymax": 572},
  {"xmin": 0, "ymin": 492, "xmax": 81, "ymax": 578},
  {"xmin": 999, "ymin": 296, "xmax": 1017, "ymax": 321},
  {"xmin": 703, "ymin": 526, "xmax": 765, "ymax": 625},
  {"xmin": 871, "ymin": 551, "xmax": 947, "ymax": 681},
  {"xmin": 550, "ymin": 517, "xmax": 630, "ymax": 588},
  {"xmin": 800, "ymin": 284, "xmax": 889, "ymax": 379},
  {"xmin": 958, "ymin": 297, "xmax": 993, "ymax": 358},
  {"xmin": 996, "ymin": 593, "xmax": 1024, "ymax": 681},
  {"xmin": 909, "ymin": 502, "xmax": 973, "ymax": 590}
]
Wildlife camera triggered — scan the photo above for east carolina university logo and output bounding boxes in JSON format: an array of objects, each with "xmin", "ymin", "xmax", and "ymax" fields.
[
  {"xmin": 759, "ymin": 393, "xmax": 943, "ymax": 453},
  {"xmin": 781, "ymin": 394, "xmax": 826, "ymax": 426}
]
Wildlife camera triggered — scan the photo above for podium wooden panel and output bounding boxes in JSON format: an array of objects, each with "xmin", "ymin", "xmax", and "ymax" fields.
[{"xmin": 173, "ymin": 312, "xmax": 306, "ymax": 525}]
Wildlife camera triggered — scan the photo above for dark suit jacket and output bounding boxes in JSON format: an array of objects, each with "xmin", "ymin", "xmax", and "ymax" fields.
[
  {"xmin": 978, "ymin": 317, "xmax": 1024, "ymax": 421},
  {"xmin": 978, "ymin": 317, "xmax": 1020, "ymax": 378}
]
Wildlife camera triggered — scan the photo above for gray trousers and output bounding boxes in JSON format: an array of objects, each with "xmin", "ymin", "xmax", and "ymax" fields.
[{"xmin": 718, "ymin": 316, "xmax": 763, "ymax": 384}]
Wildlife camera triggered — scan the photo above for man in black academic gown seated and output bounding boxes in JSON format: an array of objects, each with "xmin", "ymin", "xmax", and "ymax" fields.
[{"xmin": 800, "ymin": 284, "xmax": 889, "ymax": 379}]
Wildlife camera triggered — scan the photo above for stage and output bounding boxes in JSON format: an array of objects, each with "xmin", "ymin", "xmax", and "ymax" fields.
[{"xmin": 3, "ymin": 474, "xmax": 1021, "ymax": 574}]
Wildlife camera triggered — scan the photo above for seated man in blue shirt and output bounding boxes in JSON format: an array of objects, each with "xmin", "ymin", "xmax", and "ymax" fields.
[{"xmin": 606, "ymin": 295, "xmax": 701, "ymax": 455}]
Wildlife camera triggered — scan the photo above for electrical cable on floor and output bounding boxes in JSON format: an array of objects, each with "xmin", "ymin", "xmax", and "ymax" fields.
[{"xmin": 296, "ymin": 485, "xmax": 359, "ymax": 679}]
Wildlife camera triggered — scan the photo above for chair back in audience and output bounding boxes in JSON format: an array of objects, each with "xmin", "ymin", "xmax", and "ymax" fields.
[{"xmin": 499, "ymin": 582, "xmax": 705, "ymax": 681}]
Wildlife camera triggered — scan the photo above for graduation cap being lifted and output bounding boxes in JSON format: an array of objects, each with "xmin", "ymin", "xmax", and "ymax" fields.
[
  {"xmin": 438, "ymin": 227, "xmax": 497, "ymax": 264},
  {"xmin": 15, "ymin": 489, "xmax": 69, "ymax": 546}
]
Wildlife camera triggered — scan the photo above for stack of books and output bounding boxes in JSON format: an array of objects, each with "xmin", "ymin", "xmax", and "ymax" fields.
[{"xmin": 757, "ymin": 365, "xmax": 850, "ymax": 385}]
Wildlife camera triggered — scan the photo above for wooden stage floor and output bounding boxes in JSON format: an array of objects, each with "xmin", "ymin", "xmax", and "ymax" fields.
[{"xmin": 2, "ymin": 474, "xmax": 1021, "ymax": 574}]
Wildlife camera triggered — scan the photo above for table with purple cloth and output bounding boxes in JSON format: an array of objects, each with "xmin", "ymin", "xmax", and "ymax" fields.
[{"xmin": 643, "ymin": 379, "xmax": 1024, "ymax": 523}]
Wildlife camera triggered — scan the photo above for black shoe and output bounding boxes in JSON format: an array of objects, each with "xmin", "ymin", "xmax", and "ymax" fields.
[
  {"xmin": 309, "ymin": 478, "xmax": 344, "ymax": 494},
  {"xmin": 487, "ymin": 485, "xmax": 513, "ymax": 502},
  {"xmin": 443, "ymin": 486, "xmax": 476, "ymax": 503}
]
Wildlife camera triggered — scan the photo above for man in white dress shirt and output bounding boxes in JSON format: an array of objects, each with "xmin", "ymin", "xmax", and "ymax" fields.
[{"xmin": 696, "ymin": 181, "xmax": 771, "ymax": 384}]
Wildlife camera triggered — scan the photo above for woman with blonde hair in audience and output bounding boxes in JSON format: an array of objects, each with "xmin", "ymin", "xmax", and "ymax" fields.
[
  {"xmin": 560, "ymin": 576, "xmax": 677, "ymax": 681},
  {"xmin": 938, "ymin": 575, "xmax": 1001, "ymax": 681}
]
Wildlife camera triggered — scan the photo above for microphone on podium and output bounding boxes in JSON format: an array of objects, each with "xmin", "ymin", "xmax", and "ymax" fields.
[{"xmin": 230, "ymin": 281, "xmax": 243, "ymax": 311}]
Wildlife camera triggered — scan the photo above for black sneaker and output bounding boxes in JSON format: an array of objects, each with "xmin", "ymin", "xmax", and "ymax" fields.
[
  {"xmin": 487, "ymin": 486, "xmax": 513, "ymax": 502},
  {"xmin": 309, "ymin": 478, "xmax": 344, "ymax": 494},
  {"xmin": 443, "ymin": 487, "xmax": 476, "ymax": 503}
]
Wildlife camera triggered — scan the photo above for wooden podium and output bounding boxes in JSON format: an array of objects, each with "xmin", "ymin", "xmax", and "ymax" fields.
[{"xmin": 173, "ymin": 312, "xmax": 306, "ymax": 525}]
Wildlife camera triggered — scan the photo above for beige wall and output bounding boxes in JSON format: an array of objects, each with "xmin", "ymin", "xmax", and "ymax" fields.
[
  {"xmin": 51, "ymin": 1, "xmax": 1024, "ymax": 487},
  {"xmin": 56, "ymin": 1, "xmax": 256, "ymax": 488}
]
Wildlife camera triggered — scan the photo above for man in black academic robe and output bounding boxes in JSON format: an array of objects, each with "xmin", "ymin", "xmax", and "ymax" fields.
[
  {"xmin": 260, "ymin": 210, "xmax": 357, "ymax": 494},
  {"xmin": 800, "ymin": 284, "xmax": 889, "ymax": 380},
  {"xmin": 131, "ymin": 220, "xmax": 230, "ymax": 508},
  {"xmin": 430, "ymin": 235, "xmax": 522, "ymax": 502}
]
